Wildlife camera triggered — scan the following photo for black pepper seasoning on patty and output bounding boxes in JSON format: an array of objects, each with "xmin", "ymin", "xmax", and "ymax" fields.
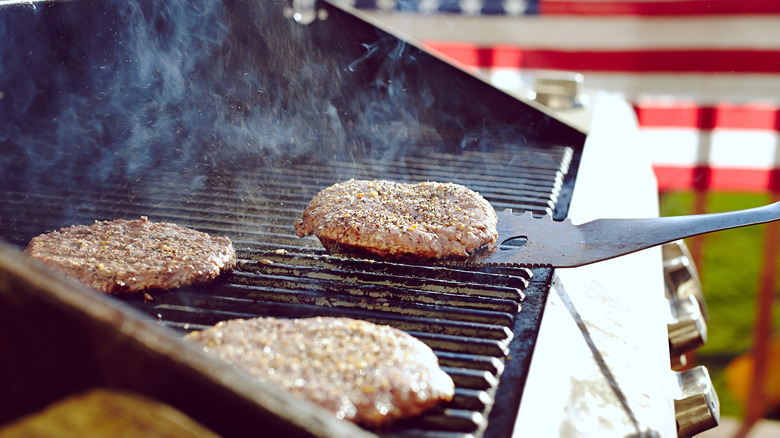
[
  {"xmin": 295, "ymin": 179, "xmax": 497, "ymax": 259},
  {"xmin": 24, "ymin": 217, "xmax": 236, "ymax": 294},
  {"xmin": 185, "ymin": 316, "xmax": 455, "ymax": 427}
]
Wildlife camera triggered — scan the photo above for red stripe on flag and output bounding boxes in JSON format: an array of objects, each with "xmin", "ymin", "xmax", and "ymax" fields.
[
  {"xmin": 539, "ymin": 0, "xmax": 780, "ymax": 16},
  {"xmin": 634, "ymin": 103, "xmax": 780, "ymax": 130},
  {"xmin": 654, "ymin": 166, "xmax": 780, "ymax": 192},
  {"xmin": 424, "ymin": 42, "xmax": 780, "ymax": 74}
]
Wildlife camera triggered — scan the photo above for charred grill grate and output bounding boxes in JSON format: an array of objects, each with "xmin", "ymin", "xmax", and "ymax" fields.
[{"xmin": 0, "ymin": 141, "xmax": 574, "ymax": 437}]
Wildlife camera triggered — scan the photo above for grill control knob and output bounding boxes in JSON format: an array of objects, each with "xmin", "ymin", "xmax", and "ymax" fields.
[
  {"xmin": 529, "ymin": 72, "xmax": 587, "ymax": 110},
  {"xmin": 662, "ymin": 240, "xmax": 708, "ymax": 321},
  {"xmin": 674, "ymin": 366, "xmax": 720, "ymax": 438},
  {"xmin": 668, "ymin": 294, "xmax": 707, "ymax": 360}
]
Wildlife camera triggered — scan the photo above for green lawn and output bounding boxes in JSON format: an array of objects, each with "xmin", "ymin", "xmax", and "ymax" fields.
[{"xmin": 659, "ymin": 191, "xmax": 780, "ymax": 419}]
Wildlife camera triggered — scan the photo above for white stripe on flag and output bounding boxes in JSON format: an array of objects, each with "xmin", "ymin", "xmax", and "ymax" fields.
[{"xmin": 362, "ymin": 12, "xmax": 780, "ymax": 49}]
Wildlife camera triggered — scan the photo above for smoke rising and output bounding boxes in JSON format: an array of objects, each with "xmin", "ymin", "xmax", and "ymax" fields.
[
  {"xmin": 0, "ymin": 0, "xmax": 568, "ymax": 198},
  {"xmin": 0, "ymin": 0, "xmax": 234, "ymax": 187}
]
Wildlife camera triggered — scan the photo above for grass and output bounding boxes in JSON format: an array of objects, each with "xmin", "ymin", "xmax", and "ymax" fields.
[{"xmin": 659, "ymin": 191, "xmax": 780, "ymax": 419}]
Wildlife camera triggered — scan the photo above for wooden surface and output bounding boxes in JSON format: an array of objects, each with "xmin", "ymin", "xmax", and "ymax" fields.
[{"xmin": 0, "ymin": 388, "xmax": 220, "ymax": 438}]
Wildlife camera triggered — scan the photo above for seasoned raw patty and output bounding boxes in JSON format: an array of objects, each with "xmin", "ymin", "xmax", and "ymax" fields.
[
  {"xmin": 294, "ymin": 179, "xmax": 497, "ymax": 259},
  {"xmin": 24, "ymin": 217, "xmax": 236, "ymax": 294},
  {"xmin": 184, "ymin": 316, "xmax": 455, "ymax": 427}
]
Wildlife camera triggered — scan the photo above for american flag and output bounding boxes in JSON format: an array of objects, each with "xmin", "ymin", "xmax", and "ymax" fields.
[{"xmin": 352, "ymin": 0, "xmax": 780, "ymax": 192}]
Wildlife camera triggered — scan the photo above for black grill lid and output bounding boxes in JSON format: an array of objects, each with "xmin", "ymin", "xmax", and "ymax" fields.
[{"xmin": 0, "ymin": 0, "xmax": 584, "ymax": 195}]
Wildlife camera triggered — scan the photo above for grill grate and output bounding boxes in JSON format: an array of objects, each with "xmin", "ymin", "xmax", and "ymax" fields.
[{"xmin": 0, "ymin": 142, "xmax": 573, "ymax": 437}]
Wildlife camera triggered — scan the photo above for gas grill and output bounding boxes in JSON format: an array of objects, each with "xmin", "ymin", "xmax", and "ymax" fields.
[{"xmin": 0, "ymin": 0, "xmax": 716, "ymax": 437}]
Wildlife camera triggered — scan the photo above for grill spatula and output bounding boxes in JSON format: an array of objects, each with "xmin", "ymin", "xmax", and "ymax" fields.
[{"xmin": 468, "ymin": 201, "xmax": 780, "ymax": 268}]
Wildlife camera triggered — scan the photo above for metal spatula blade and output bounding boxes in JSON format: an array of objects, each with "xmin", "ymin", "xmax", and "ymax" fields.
[{"xmin": 467, "ymin": 201, "xmax": 780, "ymax": 268}]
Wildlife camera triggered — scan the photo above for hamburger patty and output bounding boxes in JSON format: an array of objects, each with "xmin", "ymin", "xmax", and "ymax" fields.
[
  {"xmin": 184, "ymin": 316, "xmax": 455, "ymax": 427},
  {"xmin": 24, "ymin": 217, "xmax": 236, "ymax": 294},
  {"xmin": 294, "ymin": 179, "xmax": 497, "ymax": 259}
]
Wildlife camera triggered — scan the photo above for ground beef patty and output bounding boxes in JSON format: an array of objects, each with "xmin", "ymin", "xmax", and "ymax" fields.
[
  {"xmin": 24, "ymin": 217, "xmax": 236, "ymax": 294},
  {"xmin": 295, "ymin": 179, "xmax": 497, "ymax": 260},
  {"xmin": 185, "ymin": 316, "xmax": 455, "ymax": 427}
]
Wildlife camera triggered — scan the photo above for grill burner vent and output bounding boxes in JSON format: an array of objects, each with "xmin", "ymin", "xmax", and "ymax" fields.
[{"xmin": 0, "ymin": 142, "xmax": 574, "ymax": 437}]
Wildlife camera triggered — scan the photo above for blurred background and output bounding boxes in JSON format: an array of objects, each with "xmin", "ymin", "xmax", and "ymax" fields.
[{"xmin": 351, "ymin": 0, "xmax": 780, "ymax": 436}]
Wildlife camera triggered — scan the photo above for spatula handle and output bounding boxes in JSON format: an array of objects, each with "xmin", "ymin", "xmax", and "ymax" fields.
[{"xmin": 582, "ymin": 201, "xmax": 780, "ymax": 257}]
